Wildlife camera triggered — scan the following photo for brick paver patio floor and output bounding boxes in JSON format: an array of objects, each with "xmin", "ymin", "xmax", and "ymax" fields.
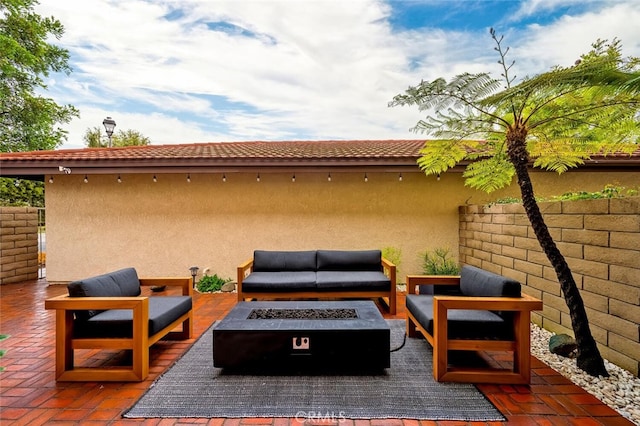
[{"xmin": 0, "ymin": 279, "xmax": 634, "ymax": 425}]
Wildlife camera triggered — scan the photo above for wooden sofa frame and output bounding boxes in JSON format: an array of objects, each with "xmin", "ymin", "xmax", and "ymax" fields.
[
  {"xmin": 406, "ymin": 274, "xmax": 543, "ymax": 384},
  {"xmin": 44, "ymin": 277, "xmax": 193, "ymax": 382},
  {"xmin": 237, "ymin": 257, "xmax": 397, "ymax": 314}
]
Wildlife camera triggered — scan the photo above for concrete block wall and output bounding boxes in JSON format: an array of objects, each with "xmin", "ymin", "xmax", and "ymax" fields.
[
  {"xmin": 0, "ymin": 207, "xmax": 39, "ymax": 285},
  {"xmin": 459, "ymin": 197, "xmax": 640, "ymax": 377}
]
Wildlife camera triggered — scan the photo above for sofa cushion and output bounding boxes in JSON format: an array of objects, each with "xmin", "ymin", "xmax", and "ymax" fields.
[
  {"xmin": 406, "ymin": 294, "xmax": 513, "ymax": 340},
  {"xmin": 67, "ymin": 267, "xmax": 142, "ymax": 321},
  {"xmin": 241, "ymin": 271, "xmax": 318, "ymax": 292},
  {"xmin": 316, "ymin": 250, "xmax": 382, "ymax": 272},
  {"xmin": 73, "ymin": 296, "xmax": 192, "ymax": 338},
  {"xmin": 316, "ymin": 271, "xmax": 390, "ymax": 291},
  {"xmin": 459, "ymin": 265, "xmax": 520, "ymax": 297},
  {"xmin": 252, "ymin": 250, "xmax": 317, "ymax": 272}
]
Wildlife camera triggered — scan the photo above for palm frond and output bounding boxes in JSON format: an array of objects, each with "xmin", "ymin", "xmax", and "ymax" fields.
[
  {"xmin": 389, "ymin": 73, "xmax": 504, "ymax": 122},
  {"xmin": 530, "ymin": 141, "xmax": 590, "ymax": 173},
  {"xmin": 390, "ymin": 35, "xmax": 640, "ymax": 192},
  {"xmin": 416, "ymin": 140, "xmax": 468, "ymax": 175},
  {"xmin": 462, "ymin": 155, "xmax": 515, "ymax": 192}
]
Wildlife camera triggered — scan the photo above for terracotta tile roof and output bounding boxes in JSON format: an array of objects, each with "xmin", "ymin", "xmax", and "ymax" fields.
[
  {"xmin": 1, "ymin": 140, "xmax": 638, "ymax": 177},
  {"xmin": 0, "ymin": 140, "xmax": 425, "ymax": 161}
]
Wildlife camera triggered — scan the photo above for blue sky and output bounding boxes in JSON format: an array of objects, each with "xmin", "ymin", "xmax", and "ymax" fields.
[{"xmin": 36, "ymin": 0, "xmax": 640, "ymax": 150}]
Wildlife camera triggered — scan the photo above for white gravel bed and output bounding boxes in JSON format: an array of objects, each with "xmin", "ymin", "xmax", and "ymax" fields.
[{"xmin": 531, "ymin": 324, "xmax": 640, "ymax": 425}]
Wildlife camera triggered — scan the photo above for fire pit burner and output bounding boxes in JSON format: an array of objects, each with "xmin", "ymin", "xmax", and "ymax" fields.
[{"xmin": 248, "ymin": 308, "xmax": 358, "ymax": 320}]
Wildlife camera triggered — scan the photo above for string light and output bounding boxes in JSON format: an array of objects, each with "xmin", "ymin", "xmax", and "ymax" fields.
[
  {"xmin": 437, "ymin": 173, "xmax": 441, "ymax": 181},
  {"xmin": 48, "ymin": 176, "xmax": 53, "ymax": 184},
  {"xmin": 256, "ymin": 174, "xmax": 260, "ymax": 182},
  {"xmin": 222, "ymin": 174, "xmax": 226, "ymax": 182},
  {"xmin": 153, "ymin": 175, "xmax": 157, "ymax": 183},
  {"xmin": 398, "ymin": 173, "xmax": 403, "ymax": 182},
  {"xmin": 187, "ymin": 174, "xmax": 191, "ymax": 183},
  {"xmin": 327, "ymin": 173, "xmax": 332, "ymax": 182},
  {"xmin": 83, "ymin": 175, "xmax": 88, "ymax": 183},
  {"xmin": 117, "ymin": 175, "xmax": 122, "ymax": 183},
  {"xmin": 364, "ymin": 173, "xmax": 368, "ymax": 182},
  {"xmin": 292, "ymin": 174, "xmax": 296, "ymax": 183}
]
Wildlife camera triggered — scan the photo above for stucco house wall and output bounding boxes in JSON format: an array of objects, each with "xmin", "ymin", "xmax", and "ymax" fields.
[{"xmin": 44, "ymin": 169, "xmax": 638, "ymax": 284}]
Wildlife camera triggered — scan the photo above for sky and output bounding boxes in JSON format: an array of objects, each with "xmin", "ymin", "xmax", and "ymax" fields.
[{"xmin": 35, "ymin": 0, "xmax": 640, "ymax": 150}]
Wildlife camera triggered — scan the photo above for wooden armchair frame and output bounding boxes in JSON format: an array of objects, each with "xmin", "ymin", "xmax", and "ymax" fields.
[
  {"xmin": 406, "ymin": 275, "xmax": 543, "ymax": 384},
  {"xmin": 44, "ymin": 277, "xmax": 193, "ymax": 382}
]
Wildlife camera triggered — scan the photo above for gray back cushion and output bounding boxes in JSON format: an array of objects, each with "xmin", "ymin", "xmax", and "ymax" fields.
[
  {"xmin": 459, "ymin": 265, "xmax": 520, "ymax": 297},
  {"xmin": 317, "ymin": 250, "xmax": 382, "ymax": 271},
  {"xmin": 67, "ymin": 267, "xmax": 141, "ymax": 320},
  {"xmin": 252, "ymin": 250, "xmax": 317, "ymax": 272}
]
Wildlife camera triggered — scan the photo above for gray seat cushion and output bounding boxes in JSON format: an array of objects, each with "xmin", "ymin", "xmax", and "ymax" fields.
[
  {"xmin": 317, "ymin": 250, "xmax": 382, "ymax": 272},
  {"xmin": 253, "ymin": 250, "xmax": 317, "ymax": 271},
  {"xmin": 316, "ymin": 271, "xmax": 390, "ymax": 291},
  {"xmin": 406, "ymin": 294, "xmax": 513, "ymax": 340},
  {"xmin": 67, "ymin": 267, "xmax": 141, "ymax": 321},
  {"xmin": 241, "ymin": 271, "xmax": 318, "ymax": 292},
  {"xmin": 460, "ymin": 265, "xmax": 520, "ymax": 297},
  {"xmin": 74, "ymin": 296, "xmax": 192, "ymax": 338}
]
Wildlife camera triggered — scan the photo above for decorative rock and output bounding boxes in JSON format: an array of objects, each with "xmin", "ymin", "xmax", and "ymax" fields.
[
  {"xmin": 531, "ymin": 324, "xmax": 640, "ymax": 425},
  {"xmin": 549, "ymin": 333, "xmax": 577, "ymax": 357},
  {"xmin": 221, "ymin": 281, "xmax": 236, "ymax": 292}
]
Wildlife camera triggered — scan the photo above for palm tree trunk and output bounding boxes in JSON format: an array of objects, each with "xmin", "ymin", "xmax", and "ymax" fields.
[{"xmin": 506, "ymin": 129, "xmax": 609, "ymax": 377}]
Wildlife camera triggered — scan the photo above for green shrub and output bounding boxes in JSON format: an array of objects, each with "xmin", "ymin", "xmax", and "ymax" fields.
[
  {"xmin": 489, "ymin": 184, "xmax": 638, "ymax": 205},
  {"xmin": 552, "ymin": 185, "xmax": 638, "ymax": 201},
  {"xmin": 421, "ymin": 247, "xmax": 459, "ymax": 275},
  {"xmin": 381, "ymin": 246, "xmax": 402, "ymax": 268},
  {"xmin": 196, "ymin": 274, "xmax": 232, "ymax": 293}
]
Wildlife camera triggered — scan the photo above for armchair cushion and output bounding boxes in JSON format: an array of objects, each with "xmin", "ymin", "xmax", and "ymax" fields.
[
  {"xmin": 67, "ymin": 267, "xmax": 141, "ymax": 320},
  {"xmin": 459, "ymin": 265, "xmax": 520, "ymax": 297},
  {"xmin": 73, "ymin": 296, "xmax": 192, "ymax": 338},
  {"xmin": 406, "ymin": 294, "xmax": 513, "ymax": 340}
]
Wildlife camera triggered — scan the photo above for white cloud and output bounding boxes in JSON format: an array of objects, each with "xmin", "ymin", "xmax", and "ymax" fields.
[
  {"xmin": 511, "ymin": 0, "xmax": 626, "ymax": 21},
  {"xmin": 513, "ymin": 2, "xmax": 640, "ymax": 74},
  {"xmin": 33, "ymin": 0, "xmax": 640, "ymax": 150}
]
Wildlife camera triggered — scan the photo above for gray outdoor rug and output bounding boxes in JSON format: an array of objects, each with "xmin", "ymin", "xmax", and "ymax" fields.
[{"xmin": 124, "ymin": 320, "xmax": 504, "ymax": 421}]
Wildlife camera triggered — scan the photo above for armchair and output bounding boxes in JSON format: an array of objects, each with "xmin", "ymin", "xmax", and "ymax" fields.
[
  {"xmin": 44, "ymin": 268, "xmax": 193, "ymax": 382},
  {"xmin": 405, "ymin": 265, "xmax": 543, "ymax": 384}
]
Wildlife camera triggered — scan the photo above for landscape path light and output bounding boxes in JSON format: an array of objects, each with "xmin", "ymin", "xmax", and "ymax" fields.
[{"xmin": 190, "ymin": 266, "xmax": 200, "ymax": 289}]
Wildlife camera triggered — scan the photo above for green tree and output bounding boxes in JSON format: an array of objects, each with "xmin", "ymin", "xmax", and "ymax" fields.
[
  {"xmin": 0, "ymin": 177, "xmax": 44, "ymax": 206},
  {"xmin": 83, "ymin": 127, "xmax": 151, "ymax": 147},
  {"xmin": 389, "ymin": 31, "xmax": 640, "ymax": 377},
  {"xmin": 0, "ymin": 0, "xmax": 79, "ymax": 152}
]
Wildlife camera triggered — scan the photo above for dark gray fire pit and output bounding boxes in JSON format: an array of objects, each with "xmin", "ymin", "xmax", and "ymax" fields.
[{"xmin": 213, "ymin": 301, "xmax": 390, "ymax": 371}]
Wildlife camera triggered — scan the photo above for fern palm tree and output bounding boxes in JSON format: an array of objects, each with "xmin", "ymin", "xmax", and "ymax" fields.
[{"xmin": 389, "ymin": 30, "xmax": 640, "ymax": 377}]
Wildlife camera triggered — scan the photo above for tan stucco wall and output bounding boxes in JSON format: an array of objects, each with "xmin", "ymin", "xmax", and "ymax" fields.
[{"xmin": 44, "ymin": 170, "xmax": 639, "ymax": 284}]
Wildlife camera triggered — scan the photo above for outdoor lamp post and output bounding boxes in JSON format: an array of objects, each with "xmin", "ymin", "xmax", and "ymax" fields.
[
  {"xmin": 189, "ymin": 266, "xmax": 199, "ymax": 290},
  {"xmin": 102, "ymin": 116, "xmax": 116, "ymax": 147}
]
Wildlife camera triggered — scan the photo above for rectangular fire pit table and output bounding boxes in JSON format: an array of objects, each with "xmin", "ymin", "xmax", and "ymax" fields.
[{"xmin": 213, "ymin": 300, "xmax": 390, "ymax": 371}]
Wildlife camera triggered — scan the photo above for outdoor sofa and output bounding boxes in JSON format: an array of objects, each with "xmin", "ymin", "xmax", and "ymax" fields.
[
  {"xmin": 44, "ymin": 267, "xmax": 193, "ymax": 382},
  {"xmin": 237, "ymin": 249, "xmax": 397, "ymax": 314},
  {"xmin": 406, "ymin": 265, "xmax": 543, "ymax": 384}
]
